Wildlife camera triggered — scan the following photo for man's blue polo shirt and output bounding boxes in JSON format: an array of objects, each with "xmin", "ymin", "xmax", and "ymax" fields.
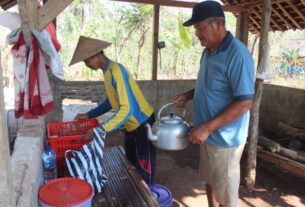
[{"xmin": 193, "ymin": 32, "xmax": 254, "ymax": 147}]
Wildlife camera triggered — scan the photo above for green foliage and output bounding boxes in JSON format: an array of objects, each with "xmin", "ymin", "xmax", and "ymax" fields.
[
  {"xmin": 178, "ymin": 17, "xmax": 191, "ymax": 49},
  {"xmin": 282, "ymin": 49, "xmax": 301, "ymax": 63},
  {"xmin": 56, "ymin": 0, "xmax": 305, "ymax": 88}
]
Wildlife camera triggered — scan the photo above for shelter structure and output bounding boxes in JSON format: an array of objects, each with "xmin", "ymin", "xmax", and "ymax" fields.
[{"xmin": 0, "ymin": 0, "xmax": 305, "ymax": 206}]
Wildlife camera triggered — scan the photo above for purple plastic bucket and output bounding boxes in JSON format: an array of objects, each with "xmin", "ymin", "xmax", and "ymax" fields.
[{"xmin": 149, "ymin": 184, "xmax": 172, "ymax": 207}]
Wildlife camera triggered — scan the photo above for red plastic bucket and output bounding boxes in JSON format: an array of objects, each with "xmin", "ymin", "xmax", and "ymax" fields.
[
  {"xmin": 149, "ymin": 184, "xmax": 172, "ymax": 207},
  {"xmin": 39, "ymin": 178, "xmax": 94, "ymax": 207}
]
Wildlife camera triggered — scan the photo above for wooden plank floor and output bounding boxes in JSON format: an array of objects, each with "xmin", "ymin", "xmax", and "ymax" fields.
[{"xmin": 93, "ymin": 146, "xmax": 159, "ymax": 207}]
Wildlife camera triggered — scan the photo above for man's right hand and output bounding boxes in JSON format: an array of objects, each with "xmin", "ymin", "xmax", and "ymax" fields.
[
  {"xmin": 74, "ymin": 113, "xmax": 89, "ymax": 120},
  {"xmin": 172, "ymin": 93, "xmax": 189, "ymax": 108}
]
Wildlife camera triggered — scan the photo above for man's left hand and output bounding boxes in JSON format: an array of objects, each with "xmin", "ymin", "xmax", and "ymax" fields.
[{"xmin": 188, "ymin": 124, "xmax": 210, "ymax": 145}]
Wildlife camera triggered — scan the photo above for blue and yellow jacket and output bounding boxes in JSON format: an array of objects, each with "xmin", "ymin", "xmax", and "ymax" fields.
[{"xmin": 87, "ymin": 61, "xmax": 154, "ymax": 132}]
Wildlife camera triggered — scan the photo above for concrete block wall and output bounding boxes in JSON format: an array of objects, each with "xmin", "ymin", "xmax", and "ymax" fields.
[
  {"xmin": 62, "ymin": 80, "xmax": 196, "ymax": 122},
  {"xmin": 61, "ymin": 81, "xmax": 305, "ymax": 134},
  {"xmin": 10, "ymin": 117, "xmax": 45, "ymax": 207},
  {"xmin": 260, "ymin": 84, "xmax": 305, "ymax": 133}
]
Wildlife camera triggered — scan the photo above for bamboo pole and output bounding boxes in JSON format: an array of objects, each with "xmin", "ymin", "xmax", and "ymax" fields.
[{"xmin": 245, "ymin": 0, "xmax": 272, "ymax": 190}]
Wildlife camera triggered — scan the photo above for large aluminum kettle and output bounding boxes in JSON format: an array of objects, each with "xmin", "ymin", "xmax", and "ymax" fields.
[{"xmin": 145, "ymin": 103, "xmax": 190, "ymax": 150}]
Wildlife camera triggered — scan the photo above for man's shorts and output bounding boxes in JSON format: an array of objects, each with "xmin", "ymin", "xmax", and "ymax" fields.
[{"xmin": 199, "ymin": 143, "xmax": 245, "ymax": 207}]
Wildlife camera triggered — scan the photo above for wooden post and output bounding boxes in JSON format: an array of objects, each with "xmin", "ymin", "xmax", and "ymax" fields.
[
  {"xmin": 17, "ymin": 0, "xmax": 39, "ymax": 46},
  {"xmin": 245, "ymin": 0, "xmax": 272, "ymax": 190},
  {"xmin": 235, "ymin": 12, "xmax": 250, "ymax": 46},
  {"xmin": 0, "ymin": 51, "xmax": 15, "ymax": 207},
  {"xmin": 152, "ymin": 5, "xmax": 160, "ymax": 80},
  {"xmin": 0, "ymin": 1, "xmax": 39, "ymax": 205}
]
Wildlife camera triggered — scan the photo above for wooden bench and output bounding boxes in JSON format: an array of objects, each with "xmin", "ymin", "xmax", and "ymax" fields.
[{"xmin": 93, "ymin": 146, "xmax": 159, "ymax": 207}]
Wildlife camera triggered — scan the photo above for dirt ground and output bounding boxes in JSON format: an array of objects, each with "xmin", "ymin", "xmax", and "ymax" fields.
[
  {"xmin": 63, "ymin": 102, "xmax": 305, "ymax": 207},
  {"xmin": 105, "ymin": 133, "xmax": 305, "ymax": 207}
]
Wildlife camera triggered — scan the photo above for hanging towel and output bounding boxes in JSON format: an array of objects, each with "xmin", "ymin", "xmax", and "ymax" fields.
[{"xmin": 8, "ymin": 23, "xmax": 64, "ymax": 118}]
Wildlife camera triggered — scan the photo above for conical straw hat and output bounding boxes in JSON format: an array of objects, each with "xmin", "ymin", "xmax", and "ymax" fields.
[{"xmin": 69, "ymin": 36, "xmax": 112, "ymax": 66}]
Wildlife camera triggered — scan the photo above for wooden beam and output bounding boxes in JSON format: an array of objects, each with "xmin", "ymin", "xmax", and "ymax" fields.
[
  {"xmin": 269, "ymin": 17, "xmax": 284, "ymax": 31},
  {"xmin": 111, "ymin": 0, "xmax": 245, "ymax": 13},
  {"xmin": 287, "ymin": 1, "xmax": 305, "ymax": 23},
  {"xmin": 1, "ymin": 0, "xmax": 17, "ymax": 10},
  {"xmin": 271, "ymin": 4, "xmax": 294, "ymax": 30},
  {"xmin": 236, "ymin": 12, "xmax": 250, "ymax": 45},
  {"xmin": 249, "ymin": 26, "xmax": 260, "ymax": 34},
  {"xmin": 275, "ymin": 2, "xmax": 302, "ymax": 29},
  {"xmin": 17, "ymin": 0, "xmax": 39, "ymax": 46},
  {"xmin": 258, "ymin": 149, "xmax": 305, "ymax": 178},
  {"xmin": 113, "ymin": 0, "xmax": 195, "ymax": 8},
  {"xmin": 241, "ymin": 0, "xmax": 294, "ymax": 9},
  {"xmin": 253, "ymin": 9, "xmax": 283, "ymax": 31},
  {"xmin": 38, "ymin": 0, "xmax": 73, "ymax": 31},
  {"xmin": 152, "ymin": 5, "xmax": 160, "ymax": 80},
  {"xmin": 254, "ymin": 8, "xmax": 284, "ymax": 31},
  {"xmin": 250, "ymin": 16, "xmax": 261, "ymax": 32},
  {"xmin": 245, "ymin": 0, "xmax": 272, "ymax": 190},
  {"xmin": 301, "ymin": 0, "xmax": 305, "ymax": 7}
]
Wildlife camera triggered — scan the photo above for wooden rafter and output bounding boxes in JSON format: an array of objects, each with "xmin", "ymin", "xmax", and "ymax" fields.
[
  {"xmin": 111, "ymin": 0, "xmax": 246, "ymax": 13},
  {"xmin": 275, "ymin": 2, "xmax": 302, "ymax": 29},
  {"xmin": 269, "ymin": 16, "xmax": 283, "ymax": 31},
  {"xmin": 249, "ymin": 16, "xmax": 261, "ymax": 33},
  {"xmin": 271, "ymin": 4, "xmax": 294, "ymax": 30},
  {"xmin": 1, "ymin": 0, "xmax": 16, "ymax": 10},
  {"xmin": 240, "ymin": 0, "xmax": 290, "ymax": 9},
  {"xmin": 253, "ymin": 8, "xmax": 284, "ymax": 31},
  {"xmin": 287, "ymin": 1, "xmax": 305, "ymax": 23},
  {"xmin": 39, "ymin": 0, "xmax": 73, "ymax": 31},
  {"xmin": 249, "ymin": 27, "xmax": 259, "ymax": 34},
  {"xmin": 300, "ymin": 0, "xmax": 305, "ymax": 7},
  {"xmin": 0, "ymin": 0, "xmax": 12, "ymax": 4}
]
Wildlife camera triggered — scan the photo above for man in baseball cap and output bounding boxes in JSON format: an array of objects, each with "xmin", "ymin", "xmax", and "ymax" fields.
[{"xmin": 173, "ymin": 1, "xmax": 254, "ymax": 207}]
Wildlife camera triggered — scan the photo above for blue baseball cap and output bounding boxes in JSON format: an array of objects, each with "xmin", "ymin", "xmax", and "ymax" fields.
[{"xmin": 183, "ymin": 1, "xmax": 225, "ymax": 27}]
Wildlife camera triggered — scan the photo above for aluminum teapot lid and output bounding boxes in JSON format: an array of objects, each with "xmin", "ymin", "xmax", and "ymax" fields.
[{"xmin": 160, "ymin": 113, "xmax": 183, "ymax": 125}]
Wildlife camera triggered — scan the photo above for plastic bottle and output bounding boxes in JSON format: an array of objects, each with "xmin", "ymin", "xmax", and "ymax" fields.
[{"xmin": 42, "ymin": 146, "xmax": 57, "ymax": 183}]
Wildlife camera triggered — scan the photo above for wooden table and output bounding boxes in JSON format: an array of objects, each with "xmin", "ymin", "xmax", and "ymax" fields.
[{"xmin": 93, "ymin": 146, "xmax": 159, "ymax": 207}]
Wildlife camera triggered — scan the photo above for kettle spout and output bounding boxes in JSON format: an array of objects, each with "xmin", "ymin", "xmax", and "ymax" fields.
[{"xmin": 145, "ymin": 123, "xmax": 158, "ymax": 141}]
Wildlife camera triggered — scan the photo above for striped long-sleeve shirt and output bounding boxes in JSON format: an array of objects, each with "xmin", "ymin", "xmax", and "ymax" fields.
[{"xmin": 88, "ymin": 60, "xmax": 154, "ymax": 132}]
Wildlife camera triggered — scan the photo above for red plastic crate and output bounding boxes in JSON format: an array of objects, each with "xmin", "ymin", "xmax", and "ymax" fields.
[{"xmin": 47, "ymin": 119, "xmax": 100, "ymax": 177}]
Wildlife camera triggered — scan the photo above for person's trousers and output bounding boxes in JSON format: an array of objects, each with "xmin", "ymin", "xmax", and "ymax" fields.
[{"xmin": 124, "ymin": 114, "xmax": 156, "ymax": 184}]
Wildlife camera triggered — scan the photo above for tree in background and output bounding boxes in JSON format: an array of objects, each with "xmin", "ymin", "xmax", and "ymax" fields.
[{"xmin": 56, "ymin": 0, "xmax": 305, "ymax": 89}]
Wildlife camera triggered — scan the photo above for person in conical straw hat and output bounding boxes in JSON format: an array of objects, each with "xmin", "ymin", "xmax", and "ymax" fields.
[{"xmin": 70, "ymin": 36, "xmax": 157, "ymax": 184}]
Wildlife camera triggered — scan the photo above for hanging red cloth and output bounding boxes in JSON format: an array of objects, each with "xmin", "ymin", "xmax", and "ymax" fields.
[{"xmin": 10, "ymin": 22, "xmax": 62, "ymax": 119}]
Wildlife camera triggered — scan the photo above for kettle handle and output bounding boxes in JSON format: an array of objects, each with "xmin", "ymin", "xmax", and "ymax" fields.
[{"xmin": 157, "ymin": 102, "xmax": 186, "ymax": 120}]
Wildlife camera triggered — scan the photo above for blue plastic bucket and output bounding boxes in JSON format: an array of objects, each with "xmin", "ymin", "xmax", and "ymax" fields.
[{"xmin": 149, "ymin": 184, "xmax": 172, "ymax": 207}]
